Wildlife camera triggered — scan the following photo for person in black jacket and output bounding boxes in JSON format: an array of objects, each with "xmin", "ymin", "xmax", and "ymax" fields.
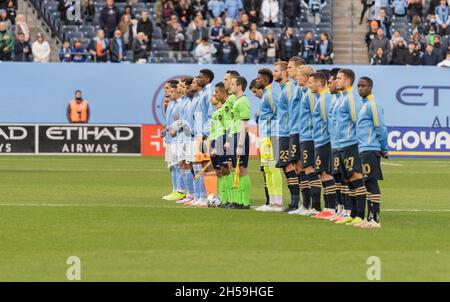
[
  {"xmin": 391, "ymin": 38, "xmax": 407, "ymax": 65},
  {"xmin": 100, "ymin": 0, "xmax": 121, "ymax": 39},
  {"xmin": 243, "ymin": 0, "xmax": 262, "ymax": 24},
  {"xmin": 109, "ymin": 29, "xmax": 126, "ymax": 62},
  {"xmin": 216, "ymin": 33, "xmax": 238, "ymax": 64},
  {"xmin": 400, "ymin": 41, "xmax": 422, "ymax": 65},
  {"xmin": 13, "ymin": 32, "xmax": 32, "ymax": 61},
  {"xmin": 137, "ymin": 11, "xmax": 153, "ymax": 50},
  {"xmin": 371, "ymin": 47, "xmax": 389, "ymax": 65},
  {"xmin": 316, "ymin": 32, "xmax": 333, "ymax": 64},
  {"xmin": 422, "ymin": 43, "xmax": 441, "ymax": 65},
  {"xmin": 283, "ymin": 0, "xmax": 300, "ymax": 27},
  {"xmin": 277, "ymin": 27, "xmax": 301, "ymax": 61},
  {"xmin": 132, "ymin": 32, "xmax": 149, "ymax": 63},
  {"xmin": 83, "ymin": 0, "xmax": 96, "ymax": 24}
]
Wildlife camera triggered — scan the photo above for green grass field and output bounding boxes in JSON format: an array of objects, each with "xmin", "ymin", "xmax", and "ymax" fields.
[{"xmin": 0, "ymin": 156, "xmax": 449, "ymax": 281}]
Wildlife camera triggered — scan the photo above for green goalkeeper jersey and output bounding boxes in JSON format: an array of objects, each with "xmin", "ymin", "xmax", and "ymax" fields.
[
  {"xmin": 231, "ymin": 95, "xmax": 251, "ymax": 135},
  {"xmin": 210, "ymin": 106, "xmax": 225, "ymax": 140},
  {"xmin": 223, "ymin": 94, "xmax": 236, "ymax": 132}
]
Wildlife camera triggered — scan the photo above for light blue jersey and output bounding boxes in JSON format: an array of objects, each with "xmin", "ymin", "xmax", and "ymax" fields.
[
  {"xmin": 277, "ymin": 81, "xmax": 294, "ymax": 137},
  {"xmin": 357, "ymin": 94, "xmax": 389, "ymax": 152},
  {"xmin": 165, "ymin": 100, "xmax": 177, "ymax": 144},
  {"xmin": 258, "ymin": 84, "xmax": 278, "ymax": 138},
  {"xmin": 289, "ymin": 84, "xmax": 305, "ymax": 135},
  {"xmin": 334, "ymin": 87, "xmax": 363, "ymax": 149},
  {"xmin": 329, "ymin": 92, "xmax": 342, "ymax": 150},
  {"xmin": 299, "ymin": 87, "xmax": 315, "ymax": 142},
  {"xmin": 195, "ymin": 84, "xmax": 214, "ymax": 137},
  {"xmin": 312, "ymin": 88, "xmax": 333, "ymax": 148}
]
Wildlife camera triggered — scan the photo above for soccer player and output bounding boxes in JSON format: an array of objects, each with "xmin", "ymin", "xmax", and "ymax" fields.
[
  {"xmin": 356, "ymin": 76, "xmax": 388, "ymax": 228},
  {"xmin": 295, "ymin": 65, "xmax": 322, "ymax": 216},
  {"xmin": 229, "ymin": 76, "xmax": 252, "ymax": 209},
  {"xmin": 222, "ymin": 70, "xmax": 240, "ymax": 208},
  {"xmin": 334, "ymin": 69, "xmax": 368, "ymax": 226},
  {"xmin": 327, "ymin": 68, "xmax": 350, "ymax": 222},
  {"xmin": 162, "ymin": 80, "xmax": 182, "ymax": 201},
  {"xmin": 308, "ymin": 72, "xmax": 338, "ymax": 220},
  {"xmin": 254, "ymin": 69, "xmax": 284, "ymax": 212},
  {"xmin": 273, "ymin": 61, "xmax": 301, "ymax": 213},
  {"xmin": 209, "ymin": 82, "xmax": 229, "ymax": 207},
  {"xmin": 250, "ymin": 79, "xmax": 271, "ymax": 207}
]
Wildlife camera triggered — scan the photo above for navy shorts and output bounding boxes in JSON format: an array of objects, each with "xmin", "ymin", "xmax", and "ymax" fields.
[
  {"xmin": 210, "ymin": 135, "xmax": 227, "ymax": 169},
  {"xmin": 301, "ymin": 140, "xmax": 315, "ymax": 168},
  {"xmin": 231, "ymin": 132, "xmax": 250, "ymax": 168},
  {"xmin": 314, "ymin": 142, "xmax": 332, "ymax": 174},
  {"xmin": 289, "ymin": 134, "xmax": 301, "ymax": 162},
  {"xmin": 331, "ymin": 148, "xmax": 343, "ymax": 177},
  {"xmin": 360, "ymin": 151, "xmax": 384, "ymax": 181},
  {"xmin": 273, "ymin": 136, "xmax": 290, "ymax": 168},
  {"xmin": 338, "ymin": 144, "xmax": 363, "ymax": 180}
]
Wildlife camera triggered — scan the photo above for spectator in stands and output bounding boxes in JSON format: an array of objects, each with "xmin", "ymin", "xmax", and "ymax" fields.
[
  {"xmin": 82, "ymin": 0, "xmax": 96, "ymax": 25},
  {"xmin": 194, "ymin": 36, "xmax": 217, "ymax": 63},
  {"xmin": 67, "ymin": 90, "xmax": 90, "ymax": 124},
  {"xmin": 401, "ymin": 41, "xmax": 422, "ymax": 65},
  {"xmin": 13, "ymin": 32, "xmax": 32, "ymax": 62},
  {"xmin": 302, "ymin": 0, "xmax": 326, "ymax": 25},
  {"xmin": 175, "ymin": 0, "xmax": 191, "ymax": 27},
  {"xmin": 369, "ymin": 28, "xmax": 391, "ymax": 58},
  {"xmin": 230, "ymin": 25, "xmax": 245, "ymax": 63},
  {"xmin": 262, "ymin": 30, "xmax": 277, "ymax": 63},
  {"xmin": 190, "ymin": 0, "xmax": 208, "ymax": 20},
  {"xmin": 100, "ymin": 0, "xmax": 121, "ymax": 39},
  {"xmin": 72, "ymin": 39, "xmax": 88, "ymax": 62},
  {"xmin": 162, "ymin": 1, "xmax": 176, "ymax": 24},
  {"xmin": 392, "ymin": 38, "xmax": 407, "ymax": 64},
  {"xmin": 187, "ymin": 15, "xmax": 209, "ymax": 50},
  {"xmin": 58, "ymin": 0, "xmax": 70, "ymax": 25},
  {"xmin": 371, "ymin": 47, "xmax": 389, "ymax": 65},
  {"xmin": 316, "ymin": 32, "xmax": 333, "ymax": 64},
  {"xmin": 110, "ymin": 29, "xmax": 126, "ymax": 62},
  {"xmin": 32, "ymin": 33, "xmax": 51, "ymax": 63},
  {"xmin": 359, "ymin": 0, "xmax": 370, "ymax": 25},
  {"xmin": 261, "ymin": 0, "xmax": 279, "ymax": 27},
  {"xmin": 243, "ymin": 30, "xmax": 261, "ymax": 63},
  {"xmin": 122, "ymin": 5, "xmax": 136, "ymax": 21},
  {"xmin": 422, "ymin": 43, "xmax": 441, "ymax": 65},
  {"xmin": 0, "ymin": 9, "xmax": 11, "ymax": 30},
  {"xmin": 277, "ymin": 26, "xmax": 300, "ymax": 61},
  {"xmin": 302, "ymin": 30, "xmax": 317, "ymax": 64},
  {"xmin": 244, "ymin": 22, "xmax": 264, "ymax": 44},
  {"xmin": 243, "ymin": 0, "xmax": 262, "ymax": 24},
  {"xmin": 392, "ymin": 0, "xmax": 408, "ymax": 17},
  {"xmin": 167, "ymin": 16, "xmax": 185, "ymax": 60},
  {"xmin": 427, "ymin": 0, "xmax": 441, "ymax": 24},
  {"xmin": 14, "ymin": 14, "xmax": 29, "ymax": 42},
  {"xmin": 6, "ymin": 0, "xmax": 15, "ymax": 25},
  {"xmin": 390, "ymin": 30, "xmax": 405, "ymax": 48},
  {"xmin": 283, "ymin": 0, "xmax": 301, "ymax": 27},
  {"xmin": 216, "ymin": 32, "xmax": 238, "ymax": 63},
  {"xmin": 225, "ymin": 0, "xmax": 243, "ymax": 20},
  {"xmin": 408, "ymin": 0, "xmax": 423, "ymax": 22},
  {"xmin": 364, "ymin": 20, "xmax": 379, "ymax": 51},
  {"xmin": 437, "ymin": 50, "xmax": 450, "ymax": 66},
  {"xmin": 378, "ymin": 8, "xmax": 391, "ymax": 39},
  {"xmin": 433, "ymin": 34, "xmax": 447, "ymax": 60},
  {"xmin": 132, "ymin": 32, "xmax": 149, "ymax": 63},
  {"xmin": 425, "ymin": 25, "xmax": 437, "ymax": 45},
  {"xmin": 239, "ymin": 12, "xmax": 252, "ymax": 32},
  {"xmin": 411, "ymin": 31, "xmax": 425, "ymax": 52},
  {"xmin": 118, "ymin": 14, "xmax": 137, "ymax": 50},
  {"xmin": 411, "ymin": 14, "xmax": 424, "ymax": 34},
  {"xmin": 435, "ymin": 0, "xmax": 450, "ymax": 35},
  {"xmin": 208, "ymin": 0, "xmax": 226, "ymax": 22},
  {"xmin": 59, "ymin": 39, "xmax": 73, "ymax": 62},
  {"xmin": 209, "ymin": 17, "xmax": 226, "ymax": 48},
  {"xmin": 154, "ymin": 0, "xmax": 163, "ymax": 26},
  {"xmin": 87, "ymin": 29, "xmax": 109, "ymax": 62},
  {"xmin": 137, "ymin": 11, "xmax": 153, "ymax": 51}
]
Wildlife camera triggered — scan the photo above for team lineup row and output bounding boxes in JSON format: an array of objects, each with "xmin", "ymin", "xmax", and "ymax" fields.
[{"xmin": 161, "ymin": 59, "xmax": 389, "ymax": 229}]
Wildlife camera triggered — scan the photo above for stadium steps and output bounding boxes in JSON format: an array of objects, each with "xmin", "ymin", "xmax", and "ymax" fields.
[
  {"xmin": 21, "ymin": 0, "xmax": 60, "ymax": 62},
  {"xmin": 332, "ymin": 0, "xmax": 369, "ymax": 65}
]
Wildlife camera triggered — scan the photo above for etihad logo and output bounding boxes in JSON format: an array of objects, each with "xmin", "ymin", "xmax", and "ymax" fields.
[
  {"xmin": 396, "ymin": 86, "xmax": 450, "ymax": 106},
  {"xmin": 45, "ymin": 127, "xmax": 134, "ymax": 141},
  {"xmin": 0, "ymin": 126, "xmax": 29, "ymax": 140}
]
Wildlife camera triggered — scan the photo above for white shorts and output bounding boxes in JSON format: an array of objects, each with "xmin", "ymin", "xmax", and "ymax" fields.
[
  {"xmin": 169, "ymin": 142, "xmax": 178, "ymax": 167},
  {"xmin": 164, "ymin": 142, "xmax": 170, "ymax": 162},
  {"xmin": 185, "ymin": 139, "xmax": 196, "ymax": 163}
]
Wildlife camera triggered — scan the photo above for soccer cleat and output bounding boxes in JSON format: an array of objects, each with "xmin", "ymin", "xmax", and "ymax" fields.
[
  {"xmin": 162, "ymin": 192, "xmax": 175, "ymax": 200},
  {"xmin": 312, "ymin": 211, "xmax": 335, "ymax": 220},
  {"xmin": 176, "ymin": 195, "xmax": 192, "ymax": 204},
  {"xmin": 283, "ymin": 206, "xmax": 298, "ymax": 213},
  {"xmin": 167, "ymin": 191, "xmax": 185, "ymax": 201},
  {"xmin": 359, "ymin": 220, "xmax": 382, "ymax": 228},
  {"xmin": 255, "ymin": 205, "xmax": 270, "ymax": 211},
  {"xmin": 183, "ymin": 198, "xmax": 196, "ymax": 206},
  {"xmin": 300, "ymin": 208, "xmax": 320, "ymax": 216},
  {"xmin": 346, "ymin": 217, "xmax": 364, "ymax": 226},
  {"xmin": 335, "ymin": 216, "xmax": 353, "ymax": 224},
  {"xmin": 288, "ymin": 207, "xmax": 309, "ymax": 215},
  {"xmin": 266, "ymin": 204, "xmax": 284, "ymax": 212},
  {"xmin": 328, "ymin": 214, "xmax": 342, "ymax": 221},
  {"xmin": 236, "ymin": 205, "xmax": 251, "ymax": 210}
]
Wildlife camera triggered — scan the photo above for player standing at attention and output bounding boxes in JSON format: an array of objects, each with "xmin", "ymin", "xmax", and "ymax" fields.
[
  {"xmin": 209, "ymin": 82, "xmax": 229, "ymax": 207},
  {"xmin": 273, "ymin": 61, "xmax": 301, "ymax": 213},
  {"xmin": 229, "ymin": 76, "xmax": 252, "ymax": 209},
  {"xmin": 162, "ymin": 80, "xmax": 182, "ymax": 201},
  {"xmin": 250, "ymin": 79, "xmax": 271, "ymax": 208},
  {"xmin": 334, "ymin": 69, "xmax": 367, "ymax": 226},
  {"xmin": 356, "ymin": 77, "xmax": 388, "ymax": 228},
  {"xmin": 308, "ymin": 72, "xmax": 338, "ymax": 220},
  {"xmin": 254, "ymin": 69, "xmax": 284, "ymax": 212},
  {"xmin": 222, "ymin": 70, "xmax": 240, "ymax": 208}
]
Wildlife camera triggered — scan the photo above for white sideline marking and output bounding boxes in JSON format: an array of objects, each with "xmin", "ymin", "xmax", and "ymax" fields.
[
  {"xmin": 0, "ymin": 168, "xmax": 167, "ymax": 172},
  {"xmin": 381, "ymin": 162, "xmax": 403, "ymax": 167},
  {"xmin": 0, "ymin": 203, "xmax": 449, "ymax": 212}
]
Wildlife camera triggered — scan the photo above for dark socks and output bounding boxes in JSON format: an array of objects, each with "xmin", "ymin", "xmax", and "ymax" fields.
[
  {"xmin": 299, "ymin": 171, "xmax": 311, "ymax": 209},
  {"xmin": 322, "ymin": 179, "xmax": 337, "ymax": 211},
  {"xmin": 350, "ymin": 178, "xmax": 367, "ymax": 219},
  {"xmin": 285, "ymin": 170, "xmax": 300, "ymax": 208},
  {"xmin": 263, "ymin": 173, "xmax": 270, "ymax": 205},
  {"xmin": 309, "ymin": 173, "xmax": 322, "ymax": 211}
]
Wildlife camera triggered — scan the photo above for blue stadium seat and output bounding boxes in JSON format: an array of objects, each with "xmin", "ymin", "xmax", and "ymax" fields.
[
  {"xmin": 152, "ymin": 39, "xmax": 168, "ymax": 51},
  {"xmin": 66, "ymin": 32, "xmax": 84, "ymax": 41},
  {"xmin": 153, "ymin": 27, "xmax": 162, "ymax": 39}
]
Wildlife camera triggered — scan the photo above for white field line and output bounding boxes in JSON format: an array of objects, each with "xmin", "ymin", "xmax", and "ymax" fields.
[
  {"xmin": 381, "ymin": 162, "xmax": 403, "ymax": 166},
  {"xmin": 0, "ymin": 203, "xmax": 449, "ymax": 212}
]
